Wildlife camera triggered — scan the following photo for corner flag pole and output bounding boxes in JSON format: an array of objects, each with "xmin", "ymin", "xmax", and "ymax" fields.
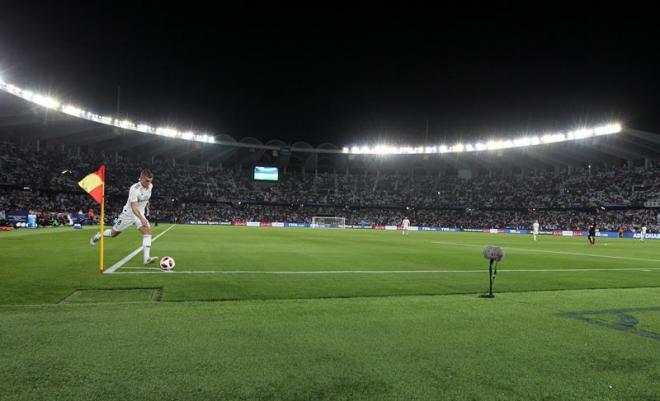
[
  {"xmin": 99, "ymin": 179, "xmax": 105, "ymax": 273},
  {"xmin": 77, "ymin": 165, "xmax": 106, "ymax": 273}
]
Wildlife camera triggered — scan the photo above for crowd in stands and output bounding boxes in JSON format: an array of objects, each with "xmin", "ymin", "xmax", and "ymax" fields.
[{"xmin": 2, "ymin": 140, "xmax": 660, "ymax": 231}]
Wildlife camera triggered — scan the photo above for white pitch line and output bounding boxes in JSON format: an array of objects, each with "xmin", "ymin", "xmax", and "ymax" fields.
[
  {"xmin": 104, "ymin": 225, "xmax": 175, "ymax": 274},
  {"xmin": 112, "ymin": 267, "xmax": 660, "ymax": 275},
  {"xmin": 431, "ymin": 241, "xmax": 660, "ymax": 263}
]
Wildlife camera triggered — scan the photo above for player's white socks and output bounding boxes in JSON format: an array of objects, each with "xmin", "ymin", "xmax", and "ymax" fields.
[
  {"xmin": 143, "ymin": 235, "xmax": 152, "ymax": 262},
  {"xmin": 92, "ymin": 229, "xmax": 112, "ymax": 242}
]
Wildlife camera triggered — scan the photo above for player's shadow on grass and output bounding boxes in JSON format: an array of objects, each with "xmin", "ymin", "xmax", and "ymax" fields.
[{"xmin": 561, "ymin": 306, "xmax": 660, "ymax": 341}]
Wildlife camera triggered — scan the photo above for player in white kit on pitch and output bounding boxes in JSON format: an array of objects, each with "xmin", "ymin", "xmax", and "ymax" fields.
[
  {"xmin": 402, "ymin": 217, "xmax": 410, "ymax": 236},
  {"xmin": 90, "ymin": 169, "xmax": 158, "ymax": 265},
  {"xmin": 532, "ymin": 220, "xmax": 540, "ymax": 241},
  {"xmin": 641, "ymin": 225, "xmax": 647, "ymax": 241}
]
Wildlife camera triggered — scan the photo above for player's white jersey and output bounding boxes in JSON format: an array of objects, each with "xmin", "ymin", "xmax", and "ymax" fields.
[
  {"xmin": 124, "ymin": 182, "xmax": 153, "ymax": 215},
  {"xmin": 532, "ymin": 222, "xmax": 539, "ymax": 233},
  {"xmin": 641, "ymin": 226, "xmax": 647, "ymax": 234},
  {"xmin": 402, "ymin": 218, "xmax": 410, "ymax": 228}
]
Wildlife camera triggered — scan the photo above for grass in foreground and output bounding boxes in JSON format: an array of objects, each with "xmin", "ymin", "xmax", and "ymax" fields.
[{"xmin": 1, "ymin": 288, "xmax": 659, "ymax": 401}]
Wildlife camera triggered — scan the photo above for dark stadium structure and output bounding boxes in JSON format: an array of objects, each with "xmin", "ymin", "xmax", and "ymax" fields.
[{"xmin": 2, "ymin": 91, "xmax": 660, "ymax": 231}]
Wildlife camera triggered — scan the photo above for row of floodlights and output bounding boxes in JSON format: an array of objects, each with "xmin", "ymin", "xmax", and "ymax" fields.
[
  {"xmin": 341, "ymin": 123, "xmax": 621, "ymax": 154},
  {"xmin": 0, "ymin": 75, "xmax": 621, "ymax": 152},
  {"xmin": 0, "ymin": 77, "xmax": 215, "ymax": 144}
]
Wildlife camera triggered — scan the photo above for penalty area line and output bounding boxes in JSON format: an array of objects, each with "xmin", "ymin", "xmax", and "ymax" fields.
[
  {"xmin": 111, "ymin": 267, "xmax": 660, "ymax": 275},
  {"xmin": 104, "ymin": 225, "xmax": 175, "ymax": 274}
]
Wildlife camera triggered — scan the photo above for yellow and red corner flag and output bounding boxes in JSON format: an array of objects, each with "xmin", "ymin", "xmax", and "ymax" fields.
[
  {"xmin": 78, "ymin": 165, "xmax": 106, "ymax": 273},
  {"xmin": 78, "ymin": 165, "xmax": 105, "ymax": 204}
]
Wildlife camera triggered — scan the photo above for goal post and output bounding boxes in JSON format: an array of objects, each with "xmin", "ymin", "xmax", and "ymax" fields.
[{"xmin": 311, "ymin": 216, "xmax": 346, "ymax": 228}]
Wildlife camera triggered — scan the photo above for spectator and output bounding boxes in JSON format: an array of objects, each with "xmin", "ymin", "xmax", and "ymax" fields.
[{"xmin": 1, "ymin": 139, "xmax": 658, "ymax": 230}]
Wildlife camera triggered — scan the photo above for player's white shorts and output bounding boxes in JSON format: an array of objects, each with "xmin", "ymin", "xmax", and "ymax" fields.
[
  {"xmin": 533, "ymin": 230, "xmax": 539, "ymax": 235},
  {"xmin": 112, "ymin": 208, "xmax": 148, "ymax": 232}
]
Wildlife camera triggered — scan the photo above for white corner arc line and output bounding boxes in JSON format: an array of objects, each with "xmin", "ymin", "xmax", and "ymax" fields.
[{"xmin": 104, "ymin": 225, "xmax": 175, "ymax": 274}]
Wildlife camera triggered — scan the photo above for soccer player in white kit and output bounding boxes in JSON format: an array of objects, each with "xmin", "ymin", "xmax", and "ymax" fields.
[
  {"xmin": 90, "ymin": 169, "xmax": 158, "ymax": 265},
  {"xmin": 532, "ymin": 220, "xmax": 540, "ymax": 241},
  {"xmin": 641, "ymin": 225, "xmax": 647, "ymax": 241},
  {"xmin": 402, "ymin": 217, "xmax": 410, "ymax": 236}
]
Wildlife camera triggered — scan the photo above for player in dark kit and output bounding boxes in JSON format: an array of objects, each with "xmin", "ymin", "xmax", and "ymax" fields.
[{"xmin": 588, "ymin": 223, "xmax": 596, "ymax": 245}]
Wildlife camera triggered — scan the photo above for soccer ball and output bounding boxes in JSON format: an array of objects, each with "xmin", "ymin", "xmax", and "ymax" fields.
[{"xmin": 160, "ymin": 256, "xmax": 176, "ymax": 271}]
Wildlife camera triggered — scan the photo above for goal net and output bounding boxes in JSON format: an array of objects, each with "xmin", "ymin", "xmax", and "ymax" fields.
[{"xmin": 311, "ymin": 216, "xmax": 346, "ymax": 228}]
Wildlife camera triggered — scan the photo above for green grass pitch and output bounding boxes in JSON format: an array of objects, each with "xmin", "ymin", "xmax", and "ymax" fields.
[{"xmin": 1, "ymin": 224, "xmax": 659, "ymax": 400}]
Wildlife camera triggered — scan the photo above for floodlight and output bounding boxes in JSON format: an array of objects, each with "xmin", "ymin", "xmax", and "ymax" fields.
[
  {"xmin": 595, "ymin": 123, "xmax": 621, "ymax": 135},
  {"xmin": 62, "ymin": 105, "xmax": 84, "ymax": 117},
  {"xmin": 119, "ymin": 119, "xmax": 136, "ymax": 129},
  {"xmin": 32, "ymin": 94, "xmax": 60, "ymax": 109},
  {"xmin": 137, "ymin": 124, "xmax": 153, "ymax": 133}
]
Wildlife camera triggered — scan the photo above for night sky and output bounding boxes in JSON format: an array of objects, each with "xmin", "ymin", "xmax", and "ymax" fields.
[{"xmin": 1, "ymin": 5, "xmax": 659, "ymax": 146}]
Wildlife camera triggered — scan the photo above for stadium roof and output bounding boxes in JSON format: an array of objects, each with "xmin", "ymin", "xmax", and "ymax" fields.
[
  {"xmin": 2, "ymin": 89, "xmax": 659, "ymax": 174},
  {"xmin": 0, "ymin": 78, "xmax": 624, "ymax": 154}
]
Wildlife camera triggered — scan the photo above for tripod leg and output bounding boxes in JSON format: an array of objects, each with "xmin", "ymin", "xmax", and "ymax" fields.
[{"xmin": 488, "ymin": 261, "xmax": 494, "ymax": 297}]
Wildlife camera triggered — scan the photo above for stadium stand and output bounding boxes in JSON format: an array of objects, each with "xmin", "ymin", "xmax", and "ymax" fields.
[{"xmin": 2, "ymin": 138, "xmax": 659, "ymax": 231}]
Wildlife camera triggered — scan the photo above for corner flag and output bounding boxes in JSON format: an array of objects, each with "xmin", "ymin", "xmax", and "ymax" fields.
[
  {"xmin": 78, "ymin": 166, "xmax": 105, "ymax": 204},
  {"xmin": 78, "ymin": 165, "xmax": 106, "ymax": 273}
]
